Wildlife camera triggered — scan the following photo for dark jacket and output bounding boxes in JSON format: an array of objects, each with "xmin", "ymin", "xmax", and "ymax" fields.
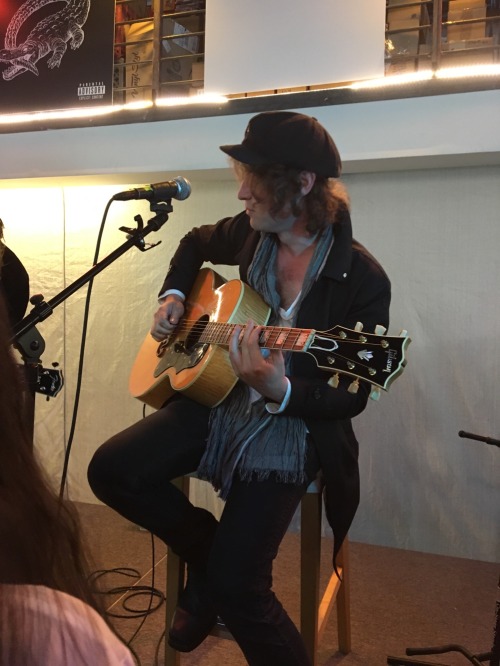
[
  {"xmin": 160, "ymin": 206, "xmax": 391, "ymax": 563},
  {"xmin": 0, "ymin": 246, "xmax": 30, "ymax": 330}
]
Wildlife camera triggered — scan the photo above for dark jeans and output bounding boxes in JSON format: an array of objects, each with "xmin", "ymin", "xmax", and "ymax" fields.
[{"xmin": 88, "ymin": 395, "xmax": 320, "ymax": 666}]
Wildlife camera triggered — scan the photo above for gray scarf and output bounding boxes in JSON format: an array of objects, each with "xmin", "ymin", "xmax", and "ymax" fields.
[{"xmin": 197, "ymin": 226, "xmax": 333, "ymax": 499}]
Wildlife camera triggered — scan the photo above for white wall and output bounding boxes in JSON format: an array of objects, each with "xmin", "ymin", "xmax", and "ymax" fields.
[
  {"xmin": 1, "ymin": 91, "xmax": 499, "ymax": 564},
  {"xmin": 345, "ymin": 166, "xmax": 500, "ymax": 563}
]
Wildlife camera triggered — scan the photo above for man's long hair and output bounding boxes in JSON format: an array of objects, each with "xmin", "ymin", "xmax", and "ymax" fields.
[{"xmin": 234, "ymin": 162, "xmax": 350, "ymax": 233}]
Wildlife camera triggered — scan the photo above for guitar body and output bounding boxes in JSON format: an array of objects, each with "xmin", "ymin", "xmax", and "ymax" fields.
[
  {"xmin": 129, "ymin": 268, "xmax": 271, "ymax": 409},
  {"xmin": 130, "ymin": 269, "xmax": 410, "ymax": 409}
]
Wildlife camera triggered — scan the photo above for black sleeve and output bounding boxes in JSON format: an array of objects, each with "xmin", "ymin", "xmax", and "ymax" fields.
[
  {"xmin": 0, "ymin": 246, "xmax": 30, "ymax": 329},
  {"xmin": 158, "ymin": 211, "xmax": 252, "ymax": 297}
]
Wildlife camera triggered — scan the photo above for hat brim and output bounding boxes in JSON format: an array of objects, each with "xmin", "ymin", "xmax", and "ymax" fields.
[{"xmin": 219, "ymin": 143, "xmax": 268, "ymax": 166}]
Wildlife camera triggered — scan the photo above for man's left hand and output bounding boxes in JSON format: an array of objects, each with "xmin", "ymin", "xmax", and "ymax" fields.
[{"xmin": 229, "ymin": 319, "xmax": 288, "ymax": 403}]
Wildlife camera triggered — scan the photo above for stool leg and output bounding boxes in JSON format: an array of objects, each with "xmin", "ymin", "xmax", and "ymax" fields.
[
  {"xmin": 300, "ymin": 491, "xmax": 322, "ymax": 666},
  {"xmin": 300, "ymin": 485, "xmax": 352, "ymax": 661},
  {"xmin": 335, "ymin": 538, "xmax": 352, "ymax": 654}
]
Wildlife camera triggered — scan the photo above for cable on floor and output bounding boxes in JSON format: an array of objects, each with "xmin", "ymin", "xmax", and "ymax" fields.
[{"xmin": 88, "ymin": 533, "xmax": 166, "ymax": 665}]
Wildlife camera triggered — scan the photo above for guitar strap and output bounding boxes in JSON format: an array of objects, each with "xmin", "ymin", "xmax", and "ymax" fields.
[{"xmin": 197, "ymin": 226, "xmax": 334, "ymax": 499}]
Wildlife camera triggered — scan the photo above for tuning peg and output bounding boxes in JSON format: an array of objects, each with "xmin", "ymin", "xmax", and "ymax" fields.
[
  {"xmin": 369, "ymin": 386, "xmax": 381, "ymax": 401},
  {"xmin": 348, "ymin": 379, "xmax": 359, "ymax": 394},
  {"xmin": 328, "ymin": 373, "xmax": 340, "ymax": 388},
  {"xmin": 374, "ymin": 324, "xmax": 387, "ymax": 335},
  {"xmin": 400, "ymin": 329, "xmax": 408, "ymax": 337},
  {"xmin": 354, "ymin": 321, "xmax": 367, "ymax": 342}
]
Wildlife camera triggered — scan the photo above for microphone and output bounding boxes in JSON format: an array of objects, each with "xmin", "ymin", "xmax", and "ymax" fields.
[{"xmin": 112, "ymin": 176, "xmax": 191, "ymax": 202}]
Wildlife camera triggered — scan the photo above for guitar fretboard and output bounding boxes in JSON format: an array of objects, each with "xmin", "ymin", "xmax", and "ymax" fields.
[{"xmin": 198, "ymin": 322, "xmax": 314, "ymax": 352}]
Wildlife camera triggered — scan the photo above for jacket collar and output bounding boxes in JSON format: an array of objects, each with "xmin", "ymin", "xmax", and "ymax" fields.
[{"xmin": 320, "ymin": 205, "xmax": 353, "ymax": 282}]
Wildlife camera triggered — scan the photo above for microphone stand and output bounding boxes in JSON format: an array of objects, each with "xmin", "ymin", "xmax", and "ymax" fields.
[
  {"xmin": 388, "ymin": 430, "xmax": 499, "ymax": 666},
  {"xmin": 459, "ymin": 430, "xmax": 500, "ymax": 449},
  {"xmin": 11, "ymin": 201, "xmax": 173, "ymax": 444}
]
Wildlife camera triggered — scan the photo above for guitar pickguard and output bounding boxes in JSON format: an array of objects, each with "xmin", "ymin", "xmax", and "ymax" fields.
[{"xmin": 154, "ymin": 327, "xmax": 209, "ymax": 377}]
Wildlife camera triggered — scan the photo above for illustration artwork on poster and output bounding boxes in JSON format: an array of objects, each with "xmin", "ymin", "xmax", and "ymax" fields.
[{"xmin": 0, "ymin": 0, "xmax": 115, "ymax": 112}]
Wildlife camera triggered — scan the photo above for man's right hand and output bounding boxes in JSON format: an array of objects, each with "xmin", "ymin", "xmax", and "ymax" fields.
[{"xmin": 150, "ymin": 295, "xmax": 185, "ymax": 341}]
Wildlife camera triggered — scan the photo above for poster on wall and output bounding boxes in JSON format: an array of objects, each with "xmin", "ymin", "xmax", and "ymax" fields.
[{"xmin": 0, "ymin": 0, "xmax": 116, "ymax": 113}]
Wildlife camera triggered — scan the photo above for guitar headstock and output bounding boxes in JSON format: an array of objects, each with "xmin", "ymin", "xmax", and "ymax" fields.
[{"xmin": 307, "ymin": 323, "xmax": 410, "ymax": 393}]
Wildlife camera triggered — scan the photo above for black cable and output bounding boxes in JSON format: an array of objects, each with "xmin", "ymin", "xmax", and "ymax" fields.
[
  {"xmin": 88, "ymin": 533, "xmax": 166, "ymax": 664},
  {"xmin": 89, "ymin": 566, "xmax": 141, "ymax": 594},
  {"xmin": 54, "ymin": 203, "xmax": 168, "ymax": 656},
  {"xmin": 58, "ymin": 198, "xmax": 114, "ymax": 500},
  {"xmin": 56, "ymin": 199, "xmax": 155, "ymax": 658},
  {"xmin": 154, "ymin": 629, "xmax": 166, "ymax": 666}
]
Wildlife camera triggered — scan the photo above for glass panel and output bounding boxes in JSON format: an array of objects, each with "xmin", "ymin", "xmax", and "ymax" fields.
[
  {"xmin": 385, "ymin": 1, "xmax": 432, "ymax": 75},
  {"xmin": 113, "ymin": 0, "xmax": 206, "ymax": 103},
  {"xmin": 112, "ymin": 1, "xmax": 500, "ymax": 103},
  {"xmin": 384, "ymin": 0, "xmax": 500, "ymax": 76}
]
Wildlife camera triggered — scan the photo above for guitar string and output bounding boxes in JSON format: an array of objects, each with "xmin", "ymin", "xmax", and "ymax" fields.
[
  {"xmin": 160, "ymin": 322, "xmax": 390, "ymax": 360},
  {"xmin": 156, "ymin": 320, "xmax": 390, "ymax": 376},
  {"xmin": 162, "ymin": 318, "xmax": 388, "ymax": 345}
]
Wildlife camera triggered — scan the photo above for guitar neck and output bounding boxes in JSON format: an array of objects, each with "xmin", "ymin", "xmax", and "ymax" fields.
[
  {"xmin": 199, "ymin": 321, "xmax": 315, "ymax": 353},
  {"xmin": 192, "ymin": 317, "xmax": 410, "ymax": 392}
]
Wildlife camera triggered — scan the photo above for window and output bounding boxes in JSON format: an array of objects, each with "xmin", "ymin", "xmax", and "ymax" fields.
[{"xmin": 112, "ymin": 0, "xmax": 500, "ymax": 102}]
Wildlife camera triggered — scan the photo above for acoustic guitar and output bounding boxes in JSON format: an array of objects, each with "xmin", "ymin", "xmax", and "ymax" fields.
[{"xmin": 129, "ymin": 268, "xmax": 410, "ymax": 409}]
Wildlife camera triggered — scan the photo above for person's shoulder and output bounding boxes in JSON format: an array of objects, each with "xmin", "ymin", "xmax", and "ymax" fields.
[
  {"xmin": 351, "ymin": 238, "xmax": 390, "ymax": 283},
  {"xmin": 211, "ymin": 210, "xmax": 254, "ymax": 244},
  {"xmin": 192, "ymin": 210, "xmax": 250, "ymax": 238},
  {"xmin": 1, "ymin": 245, "xmax": 26, "ymax": 269},
  {"xmin": 1, "ymin": 245, "xmax": 29, "ymax": 287},
  {"xmin": 217, "ymin": 209, "xmax": 251, "ymax": 228}
]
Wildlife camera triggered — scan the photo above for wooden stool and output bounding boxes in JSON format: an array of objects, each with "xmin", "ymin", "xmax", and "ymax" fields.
[{"xmin": 165, "ymin": 476, "xmax": 351, "ymax": 666}]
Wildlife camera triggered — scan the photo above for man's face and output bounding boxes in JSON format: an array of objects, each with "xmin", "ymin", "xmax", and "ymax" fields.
[{"xmin": 237, "ymin": 172, "xmax": 296, "ymax": 234}]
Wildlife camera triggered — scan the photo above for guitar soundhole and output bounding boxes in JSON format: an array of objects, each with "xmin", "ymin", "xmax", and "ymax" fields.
[{"xmin": 185, "ymin": 315, "xmax": 209, "ymax": 351}]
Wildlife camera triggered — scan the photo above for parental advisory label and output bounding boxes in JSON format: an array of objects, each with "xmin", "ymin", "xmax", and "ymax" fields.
[{"xmin": 77, "ymin": 82, "xmax": 106, "ymax": 101}]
